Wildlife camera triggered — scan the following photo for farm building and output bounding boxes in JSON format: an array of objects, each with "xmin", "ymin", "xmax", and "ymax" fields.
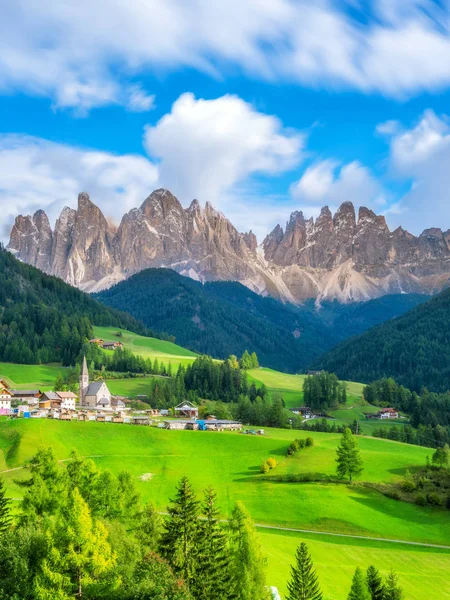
[
  {"xmin": 89, "ymin": 338, "xmax": 104, "ymax": 346},
  {"xmin": 378, "ymin": 408, "xmax": 399, "ymax": 419},
  {"xmin": 132, "ymin": 416, "xmax": 151, "ymax": 426},
  {"xmin": 290, "ymin": 407, "xmax": 313, "ymax": 418},
  {"xmin": 165, "ymin": 419, "xmax": 241, "ymax": 431},
  {"xmin": 111, "ymin": 397, "xmax": 127, "ymax": 411},
  {"xmin": 102, "ymin": 341, "xmax": 124, "ymax": 350},
  {"xmin": 11, "ymin": 390, "xmax": 41, "ymax": 405},
  {"xmin": 174, "ymin": 401, "xmax": 198, "ymax": 418}
]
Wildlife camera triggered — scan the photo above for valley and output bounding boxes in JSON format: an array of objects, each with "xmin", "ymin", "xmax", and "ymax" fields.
[{"xmin": 1, "ymin": 420, "xmax": 449, "ymax": 599}]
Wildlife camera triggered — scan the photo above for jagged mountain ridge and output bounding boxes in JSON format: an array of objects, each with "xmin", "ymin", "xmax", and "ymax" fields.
[{"xmin": 8, "ymin": 189, "xmax": 450, "ymax": 303}]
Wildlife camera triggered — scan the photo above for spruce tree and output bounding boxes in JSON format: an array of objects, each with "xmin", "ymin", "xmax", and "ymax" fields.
[
  {"xmin": 191, "ymin": 487, "xmax": 235, "ymax": 600},
  {"xmin": 0, "ymin": 478, "xmax": 11, "ymax": 536},
  {"xmin": 229, "ymin": 501, "xmax": 270, "ymax": 600},
  {"xmin": 347, "ymin": 567, "xmax": 370, "ymax": 600},
  {"xmin": 336, "ymin": 428, "xmax": 364, "ymax": 483},
  {"xmin": 366, "ymin": 565, "xmax": 384, "ymax": 600},
  {"xmin": 286, "ymin": 542, "xmax": 322, "ymax": 600},
  {"xmin": 159, "ymin": 476, "xmax": 200, "ymax": 588},
  {"xmin": 384, "ymin": 569, "xmax": 404, "ymax": 600}
]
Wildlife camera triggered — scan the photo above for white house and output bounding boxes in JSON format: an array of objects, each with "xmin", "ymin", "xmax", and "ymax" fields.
[{"xmin": 57, "ymin": 391, "xmax": 78, "ymax": 410}]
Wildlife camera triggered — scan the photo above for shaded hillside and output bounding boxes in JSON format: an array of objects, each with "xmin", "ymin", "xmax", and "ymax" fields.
[
  {"xmin": 0, "ymin": 246, "xmax": 156, "ymax": 365},
  {"xmin": 96, "ymin": 268, "xmax": 427, "ymax": 373},
  {"xmin": 312, "ymin": 286, "xmax": 450, "ymax": 392}
]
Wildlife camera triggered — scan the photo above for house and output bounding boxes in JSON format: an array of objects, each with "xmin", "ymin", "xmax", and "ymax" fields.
[
  {"xmin": 11, "ymin": 390, "xmax": 41, "ymax": 405},
  {"xmin": 57, "ymin": 391, "xmax": 77, "ymax": 410},
  {"xmin": 89, "ymin": 338, "xmax": 104, "ymax": 346},
  {"xmin": 102, "ymin": 341, "xmax": 124, "ymax": 351},
  {"xmin": 378, "ymin": 408, "xmax": 399, "ymax": 419},
  {"xmin": 40, "ymin": 391, "xmax": 62, "ymax": 410},
  {"xmin": 174, "ymin": 401, "xmax": 198, "ymax": 419},
  {"xmin": 0, "ymin": 385, "xmax": 12, "ymax": 414},
  {"xmin": 79, "ymin": 356, "xmax": 112, "ymax": 410},
  {"xmin": 145, "ymin": 408, "xmax": 160, "ymax": 417},
  {"xmin": 111, "ymin": 396, "xmax": 127, "ymax": 411},
  {"xmin": 290, "ymin": 407, "xmax": 312, "ymax": 419}
]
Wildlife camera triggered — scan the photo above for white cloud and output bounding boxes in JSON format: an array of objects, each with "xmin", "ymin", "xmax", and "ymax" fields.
[
  {"xmin": 126, "ymin": 86, "xmax": 156, "ymax": 113},
  {"xmin": 290, "ymin": 159, "xmax": 384, "ymax": 208},
  {"xmin": 376, "ymin": 120, "xmax": 401, "ymax": 136},
  {"xmin": 384, "ymin": 110, "xmax": 450, "ymax": 232},
  {"xmin": 143, "ymin": 93, "xmax": 304, "ymax": 205},
  {"xmin": 0, "ymin": 135, "xmax": 158, "ymax": 241},
  {"xmin": 3, "ymin": 1, "xmax": 450, "ymax": 111}
]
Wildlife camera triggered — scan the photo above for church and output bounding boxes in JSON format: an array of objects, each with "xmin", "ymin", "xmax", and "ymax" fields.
[{"xmin": 79, "ymin": 356, "xmax": 112, "ymax": 410}]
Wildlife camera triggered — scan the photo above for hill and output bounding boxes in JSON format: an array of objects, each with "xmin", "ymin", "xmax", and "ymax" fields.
[
  {"xmin": 1, "ymin": 420, "xmax": 449, "ymax": 599},
  {"xmin": 312, "ymin": 286, "xmax": 450, "ymax": 392},
  {"xmin": 96, "ymin": 267, "xmax": 427, "ymax": 372},
  {"xmin": 0, "ymin": 246, "xmax": 159, "ymax": 366}
]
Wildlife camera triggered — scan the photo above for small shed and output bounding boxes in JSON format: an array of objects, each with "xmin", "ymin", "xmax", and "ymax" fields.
[
  {"xmin": 174, "ymin": 401, "xmax": 198, "ymax": 419},
  {"xmin": 132, "ymin": 416, "xmax": 150, "ymax": 426}
]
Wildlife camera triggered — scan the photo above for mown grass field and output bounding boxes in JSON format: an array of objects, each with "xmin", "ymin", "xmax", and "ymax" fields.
[
  {"xmin": 1, "ymin": 419, "xmax": 449, "ymax": 599},
  {"xmin": 0, "ymin": 362, "xmax": 68, "ymax": 391},
  {"xmin": 93, "ymin": 326, "xmax": 197, "ymax": 371}
]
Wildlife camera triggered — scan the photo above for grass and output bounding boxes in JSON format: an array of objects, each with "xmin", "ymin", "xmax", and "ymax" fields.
[
  {"xmin": 261, "ymin": 529, "xmax": 450, "ymax": 600},
  {"xmin": 1, "ymin": 419, "xmax": 449, "ymax": 599},
  {"xmin": 93, "ymin": 326, "xmax": 197, "ymax": 371},
  {"xmin": 0, "ymin": 362, "xmax": 67, "ymax": 390}
]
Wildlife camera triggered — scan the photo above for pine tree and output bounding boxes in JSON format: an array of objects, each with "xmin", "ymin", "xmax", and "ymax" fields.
[
  {"xmin": 384, "ymin": 569, "xmax": 404, "ymax": 600},
  {"xmin": 229, "ymin": 501, "xmax": 270, "ymax": 600},
  {"xmin": 347, "ymin": 567, "xmax": 370, "ymax": 600},
  {"xmin": 34, "ymin": 487, "xmax": 118, "ymax": 599},
  {"xmin": 366, "ymin": 565, "xmax": 384, "ymax": 600},
  {"xmin": 159, "ymin": 476, "xmax": 200, "ymax": 588},
  {"xmin": 136, "ymin": 501, "xmax": 162, "ymax": 552},
  {"xmin": 191, "ymin": 487, "xmax": 235, "ymax": 600},
  {"xmin": 0, "ymin": 478, "xmax": 11, "ymax": 536},
  {"xmin": 336, "ymin": 428, "xmax": 364, "ymax": 483},
  {"xmin": 286, "ymin": 542, "xmax": 322, "ymax": 600}
]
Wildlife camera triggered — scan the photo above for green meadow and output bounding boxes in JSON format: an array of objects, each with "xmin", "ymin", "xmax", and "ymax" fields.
[
  {"xmin": 0, "ymin": 362, "xmax": 68, "ymax": 391},
  {"xmin": 1, "ymin": 419, "xmax": 449, "ymax": 599}
]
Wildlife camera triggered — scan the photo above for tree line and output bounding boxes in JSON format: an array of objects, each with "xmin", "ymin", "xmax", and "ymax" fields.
[
  {"xmin": 303, "ymin": 372, "xmax": 347, "ymax": 410},
  {"xmin": 0, "ymin": 246, "xmax": 163, "ymax": 366},
  {"xmin": 364, "ymin": 378, "xmax": 450, "ymax": 448}
]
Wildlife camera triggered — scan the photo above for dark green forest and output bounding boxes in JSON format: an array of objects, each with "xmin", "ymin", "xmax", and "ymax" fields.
[
  {"xmin": 312, "ymin": 286, "xmax": 450, "ymax": 392},
  {"xmin": 0, "ymin": 247, "xmax": 159, "ymax": 366},
  {"xmin": 96, "ymin": 268, "xmax": 426, "ymax": 373}
]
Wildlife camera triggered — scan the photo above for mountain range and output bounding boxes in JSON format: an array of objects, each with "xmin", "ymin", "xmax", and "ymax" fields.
[{"xmin": 8, "ymin": 189, "xmax": 450, "ymax": 304}]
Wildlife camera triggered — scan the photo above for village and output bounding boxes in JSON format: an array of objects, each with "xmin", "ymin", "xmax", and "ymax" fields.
[{"xmin": 0, "ymin": 357, "xmax": 242, "ymax": 431}]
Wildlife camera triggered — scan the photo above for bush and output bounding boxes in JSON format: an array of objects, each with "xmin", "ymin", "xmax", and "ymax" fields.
[
  {"xmin": 386, "ymin": 490, "xmax": 401, "ymax": 501},
  {"xmin": 427, "ymin": 492, "xmax": 444, "ymax": 506},
  {"xmin": 266, "ymin": 458, "xmax": 277, "ymax": 469},
  {"xmin": 305, "ymin": 437, "xmax": 314, "ymax": 447},
  {"xmin": 401, "ymin": 479, "xmax": 416, "ymax": 493},
  {"xmin": 260, "ymin": 462, "xmax": 270, "ymax": 474},
  {"xmin": 415, "ymin": 493, "xmax": 427, "ymax": 506},
  {"xmin": 298, "ymin": 439, "xmax": 306, "ymax": 449}
]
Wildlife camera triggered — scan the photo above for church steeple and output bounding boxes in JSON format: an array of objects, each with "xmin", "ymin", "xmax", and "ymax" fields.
[{"xmin": 79, "ymin": 356, "xmax": 89, "ymax": 405}]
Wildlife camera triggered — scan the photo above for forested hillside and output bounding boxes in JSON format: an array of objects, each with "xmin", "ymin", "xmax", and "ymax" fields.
[
  {"xmin": 312, "ymin": 286, "xmax": 450, "ymax": 392},
  {"xmin": 96, "ymin": 268, "xmax": 427, "ymax": 372},
  {"xmin": 0, "ymin": 247, "xmax": 157, "ymax": 365}
]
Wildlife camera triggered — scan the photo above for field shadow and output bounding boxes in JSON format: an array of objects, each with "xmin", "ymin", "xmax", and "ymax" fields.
[
  {"xmin": 349, "ymin": 488, "xmax": 432, "ymax": 525},
  {"xmin": 387, "ymin": 465, "xmax": 423, "ymax": 476}
]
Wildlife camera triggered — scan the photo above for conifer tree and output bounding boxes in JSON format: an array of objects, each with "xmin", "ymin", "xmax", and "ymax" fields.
[
  {"xmin": 136, "ymin": 501, "xmax": 162, "ymax": 552},
  {"xmin": 366, "ymin": 565, "xmax": 384, "ymax": 600},
  {"xmin": 229, "ymin": 501, "xmax": 270, "ymax": 600},
  {"xmin": 347, "ymin": 567, "xmax": 370, "ymax": 600},
  {"xmin": 336, "ymin": 428, "xmax": 364, "ymax": 483},
  {"xmin": 286, "ymin": 542, "xmax": 322, "ymax": 600},
  {"xmin": 34, "ymin": 488, "xmax": 118, "ymax": 599},
  {"xmin": 0, "ymin": 478, "xmax": 11, "ymax": 536},
  {"xmin": 159, "ymin": 476, "xmax": 200, "ymax": 588},
  {"xmin": 191, "ymin": 487, "xmax": 235, "ymax": 600},
  {"xmin": 384, "ymin": 569, "xmax": 404, "ymax": 600}
]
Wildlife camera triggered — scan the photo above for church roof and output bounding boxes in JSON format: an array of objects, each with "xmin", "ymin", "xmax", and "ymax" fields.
[{"xmin": 85, "ymin": 381, "xmax": 106, "ymax": 396}]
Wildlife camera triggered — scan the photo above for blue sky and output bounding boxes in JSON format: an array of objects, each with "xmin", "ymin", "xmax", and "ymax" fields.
[{"xmin": 2, "ymin": 0, "xmax": 450, "ymax": 242}]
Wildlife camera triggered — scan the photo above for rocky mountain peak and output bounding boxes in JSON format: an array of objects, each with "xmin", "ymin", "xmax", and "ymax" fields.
[{"xmin": 7, "ymin": 189, "xmax": 450, "ymax": 304}]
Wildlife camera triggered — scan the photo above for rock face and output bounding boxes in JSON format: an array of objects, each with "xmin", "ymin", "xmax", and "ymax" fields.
[{"xmin": 8, "ymin": 190, "xmax": 450, "ymax": 303}]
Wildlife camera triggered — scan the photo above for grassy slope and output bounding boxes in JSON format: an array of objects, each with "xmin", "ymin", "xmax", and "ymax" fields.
[
  {"xmin": 1, "ymin": 420, "xmax": 449, "ymax": 599},
  {"xmin": 0, "ymin": 363, "xmax": 68, "ymax": 391}
]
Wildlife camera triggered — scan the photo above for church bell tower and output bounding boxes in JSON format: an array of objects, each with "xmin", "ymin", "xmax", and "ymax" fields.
[{"xmin": 79, "ymin": 356, "xmax": 89, "ymax": 406}]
